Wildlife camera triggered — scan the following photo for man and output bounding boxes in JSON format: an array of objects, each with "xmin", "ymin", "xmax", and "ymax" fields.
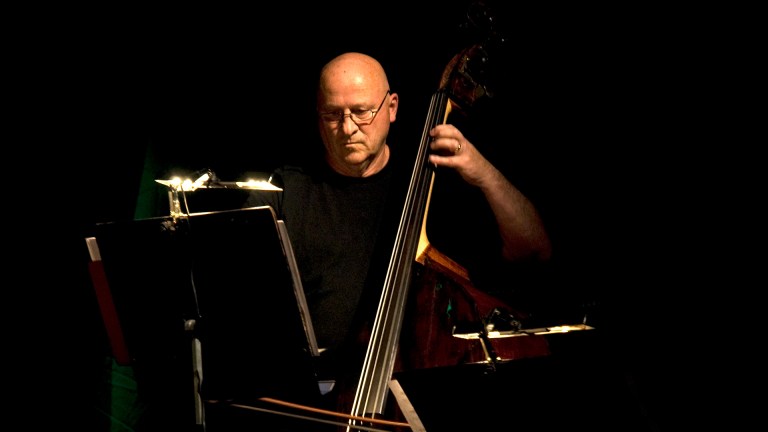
[{"xmin": 241, "ymin": 51, "xmax": 551, "ymax": 423}]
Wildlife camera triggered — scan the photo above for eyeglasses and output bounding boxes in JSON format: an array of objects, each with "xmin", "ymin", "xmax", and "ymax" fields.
[{"xmin": 319, "ymin": 90, "xmax": 390, "ymax": 126}]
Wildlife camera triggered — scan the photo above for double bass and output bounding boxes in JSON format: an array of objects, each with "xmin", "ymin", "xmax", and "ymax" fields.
[{"xmin": 346, "ymin": 4, "xmax": 549, "ymax": 431}]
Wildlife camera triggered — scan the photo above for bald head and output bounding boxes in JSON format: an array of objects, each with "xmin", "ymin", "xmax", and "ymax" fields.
[
  {"xmin": 315, "ymin": 52, "xmax": 398, "ymax": 177},
  {"xmin": 318, "ymin": 52, "xmax": 390, "ymax": 102}
]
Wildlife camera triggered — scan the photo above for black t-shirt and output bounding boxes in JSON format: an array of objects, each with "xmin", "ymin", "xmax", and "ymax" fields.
[{"xmin": 243, "ymin": 161, "xmax": 406, "ymax": 359}]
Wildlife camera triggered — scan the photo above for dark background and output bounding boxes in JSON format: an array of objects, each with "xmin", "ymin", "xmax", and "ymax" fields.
[{"xmin": 12, "ymin": 1, "xmax": 745, "ymax": 430}]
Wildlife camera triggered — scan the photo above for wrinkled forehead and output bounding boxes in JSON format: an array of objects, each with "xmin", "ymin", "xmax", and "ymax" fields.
[
  {"xmin": 321, "ymin": 71, "xmax": 367, "ymax": 93},
  {"xmin": 319, "ymin": 86, "xmax": 380, "ymax": 114}
]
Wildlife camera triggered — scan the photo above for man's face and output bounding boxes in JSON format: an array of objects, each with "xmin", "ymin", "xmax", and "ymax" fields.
[{"xmin": 317, "ymin": 87, "xmax": 393, "ymax": 176}]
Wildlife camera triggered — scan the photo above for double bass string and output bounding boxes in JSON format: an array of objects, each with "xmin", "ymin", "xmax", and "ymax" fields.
[{"xmin": 349, "ymin": 90, "xmax": 450, "ymax": 426}]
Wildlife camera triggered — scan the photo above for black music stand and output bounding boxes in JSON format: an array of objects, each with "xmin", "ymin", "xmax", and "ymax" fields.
[{"xmin": 87, "ymin": 206, "xmax": 322, "ymax": 431}]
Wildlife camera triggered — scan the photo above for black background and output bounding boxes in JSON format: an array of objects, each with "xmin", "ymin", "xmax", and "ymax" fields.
[{"xmin": 11, "ymin": 1, "xmax": 745, "ymax": 430}]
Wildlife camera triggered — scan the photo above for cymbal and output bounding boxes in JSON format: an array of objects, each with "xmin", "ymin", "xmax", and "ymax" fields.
[{"xmin": 453, "ymin": 323, "xmax": 594, "ymax": 339}]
